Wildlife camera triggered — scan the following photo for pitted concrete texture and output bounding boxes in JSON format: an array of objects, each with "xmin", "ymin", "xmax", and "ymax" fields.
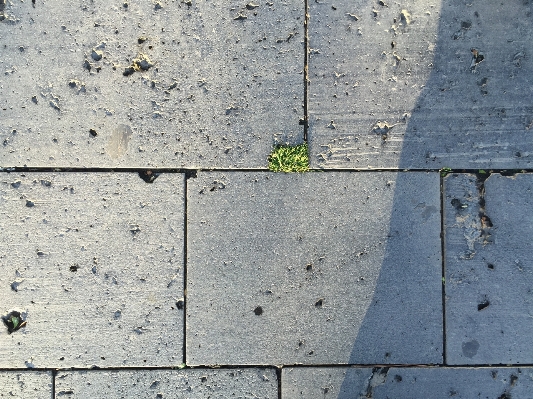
[
  {"xmin": 0, "ymin": 173, "xmax": 184, "ymax": 368},
  {"xmin": 308, "ymin": 0, "xmax": 533, "ymax": 169},
  {"xmin": 0, "ymin": 0, "xmax": 303, "ymax": 168},
  {"xmin": 282, "ymin": 366, "xmax": 532, "ymax": 398},
  {"xmin": 55, "ymin": 369, "xmax": 278, "ymax": 399},
  {"xmin": 0, "ymin": 371, "xmax": 52, "ymax": 398},
  {"xmin": 445, "ymin": 173, "xmax": 533, "ymax": 365},
  {"xmin": 187, "ymin": 172, "xmax": 442, "ymax": 365}
]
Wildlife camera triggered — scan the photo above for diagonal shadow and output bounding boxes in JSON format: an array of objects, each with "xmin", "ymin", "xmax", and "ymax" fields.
[{"xmin": 329, "ymin": 0, "xmax": 533, "ymax": 396}]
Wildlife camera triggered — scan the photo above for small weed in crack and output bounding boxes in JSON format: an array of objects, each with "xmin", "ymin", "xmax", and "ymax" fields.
[
  {"xmin": 268, "ymin": 143, "xmax": 309, "ymax": 173},
  {"xmin": 2, "ymin": 311, "xmax": 27, "ymax": 334}
]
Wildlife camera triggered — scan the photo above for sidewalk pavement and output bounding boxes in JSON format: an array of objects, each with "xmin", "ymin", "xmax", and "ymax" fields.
[{"xmin": 1, "ymin": 0, "xmax": 533, "ymax": 398}]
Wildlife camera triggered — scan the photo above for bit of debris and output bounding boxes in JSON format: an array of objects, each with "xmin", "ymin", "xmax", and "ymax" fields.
[
  {"xmin": 123, "ymin": 66, "xmax": 135, "ymax": 76},
  {"xmin": 346, "ymin": 13, "xmax": 359, "ymax": 21},
  {"xmin": 11, "ymin": 280, "xmax": 23, "ymax": 292},
  {"xmin": 470, "ymin": 48, "xmax": 485, "ymax": 72},
  {"xmin": 400, "ymin": 9, "xmax": 411, "ymax": 25},
  {"xmin": 225, "ymin": 104, "xmax": 238, "ymax": 115},
  {"xmin": 513, "ymin": 51, "xmax": 524, "ymax": 67},
  {"xmin": 83, "ymin": 60, "xmax": 93, "ymax": 71},
  {"xmin": 123, "ymin": 54, "xmax": 154, "ymax": 76},
  {"xmin": 68, "ymin": 80, "xmax": 86, "ymax": 93},
  {"xmin": 371, "ymin": 121, "xmax": 398, "ymax": 135},
  {"xmin": 234, "ymin": 13, "xmax": 247, "ymax": 20},
  {"xmin": 91, "ymin": 49, "xmax": 103, "ymax": 61},
  {"xmin": 133, "ymin": 54, "xmax": 154, "ymax": 71},
  {"xmin": 246, "ymin": 2, "xmax": 259, "ymax": 9},
  {"xmin": 89, "ymin": 129, "xmax": 98, "ymax": 137},
  {"xmin": 49, "ymin": 99, "xmax": 60, "ymax": 111}
]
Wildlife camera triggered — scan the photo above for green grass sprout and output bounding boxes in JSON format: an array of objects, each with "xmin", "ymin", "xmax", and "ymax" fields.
[
  {"xmin": 268, "ymin": 143, "xmax": 309, "ymax": 173},
  {"xmin": 440, "ymin": 167, "xmax": 452, "ymax": 177}
]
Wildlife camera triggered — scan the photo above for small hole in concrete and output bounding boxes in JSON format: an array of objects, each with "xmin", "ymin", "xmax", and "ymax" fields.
[
  {"xmin": 315, "ymin": 298, "xmax": 324, "ymax": 308},
  {"xmin": 254, "ymin": 306, "xmax": 263, "ymax": 315},
  {"xmin": 70, "ymin": 265, "xmax": 78, "ymax": 272},
  {"xmin": 89, "ymin": 129, "xmax": 98, "ymax": 137},
  {"xmin": 138, "ymin": 170, "xmax": 160, "ymax": 183},
  {"xmin": 478, "ymin": 300, "xmax": 490, "ymax": 311}
]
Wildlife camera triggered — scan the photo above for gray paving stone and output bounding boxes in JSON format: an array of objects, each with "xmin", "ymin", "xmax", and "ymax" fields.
[
  {"xmin": 0, "ymin": 173, "xmax": 184, "ymax": 368},
  {"xmin": 308, "ymin": 1, "xmax": 533, "ymax": 169},
  {"xmin": 444, "ymin": 173, "xmax": 533, "ymax": 365},
  {"xmin": 282, "ymin": 366, "xmax": 533, "ymax": 398},
  {"xmin": 0, "ymin": 371, "xmax": 52, "ymax": 398},
  {"xmin": 0, "ymin": 1, "xmax": 303, "ymax": 168},
  {"xmin": 54, "ymin": 369, "xmax": 277, "ymax": 399},
  {"xmin": 187, "ymin": 172, "xmax": 442, "ymax": 365}
]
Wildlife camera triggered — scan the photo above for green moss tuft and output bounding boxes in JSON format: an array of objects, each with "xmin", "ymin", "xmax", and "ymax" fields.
[{"xmin": 268, "ymin": 143, "xmax": 309, "ymax": 173}]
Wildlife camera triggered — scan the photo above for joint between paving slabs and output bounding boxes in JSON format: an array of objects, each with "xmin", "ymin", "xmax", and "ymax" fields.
[
  {"xmin": 302, "ymin": 0, "xmax": 310, "ymax": 141},
  {"xmin": 182, "ymin": 175, "xmax": 191, "ymax": 365},
  {"xmin": 276, "ymin": 366, "xmax": 282, "ymax": 399},
  {"xmin": 440, "ymin": 175, "xmax": 447, "ymax": 365}
]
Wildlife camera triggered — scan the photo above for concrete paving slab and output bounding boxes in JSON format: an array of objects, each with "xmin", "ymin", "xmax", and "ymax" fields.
[
  {"xmin": 0, "ymin": 371, "xmax": 52, "ymax": 398},
  {"xmin": 444, "ymin": 173, "xmax": 533, "ymax": 364},
  {"xmin": 0, "ymin": 173, "xmax": 184, "ymax": 368},
  {"xmin": 282, "ymin": 366, "xmax": 533, "ymax": 399},
  {"xmin": 55, "ymin": 369, "xmax": 277, "ymax": 399},
  {"xmin": 186, "ymin": 172, "xmax": 442, "ymax": 365},
  {"xmin": 0, "ymin": 0, "xmax": 303, "ymax": 168},
  {"xmin": 308, "ymin": 0, "xmax": 533, "ymax": 169}
]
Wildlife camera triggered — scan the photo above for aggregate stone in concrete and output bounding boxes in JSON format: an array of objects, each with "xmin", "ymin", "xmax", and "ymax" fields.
[
  {"xmin": 0, "ymin": 1, "xmax": 303, "ymax": 168},
  {"xmin": 187, "ymin": 172, "xmax": 442, "ymax": 365},
  {"xmin": 444, "ymin": 173, "xmax": 533, "ymax": 365},
  {"xmin": 308, "ymin": 0, "xmax": 533, "ymax": 169},
  {"xmin": 0, "ymin": 371, "xmax": 52, "ymax": 398},
  {"xmin": 282, "ymin": 366, "xmax": 533, "ymax": 399},
  {"xmin": 0, "ymin": 173, "xmax": 184, "ymax": 368},
  {"xmin": 54, "ymin": 369, "xmax": 277, "ymax": 399}
]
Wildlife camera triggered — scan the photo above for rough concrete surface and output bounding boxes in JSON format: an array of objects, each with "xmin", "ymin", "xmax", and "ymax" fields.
[
  {"xmin": 0, "ymin": 0, "xmax": 303, "ymax": 168},
  {"xmin": 55, "ymin": 369, "xmax": 277, "ymax": 399},
  {"xmin": 308, "ymin": 0, "xmax": 533, "ymax": 169},
  {"xmin": 445, "ymin": 173, "xmax": 533, "ymax": 364},
  {"xmin": 0, "ymin": 371, "xmax": 52, "ymax": 398},
  {"xmin": 282, "ymin": 366, "xmax": 533, "ymax": 398},
  {"xmin": 0, "ymin": 173, "xmax": 184, "ymax": 368},
  {"xmin": 186, "ymin": 172, "xmax": 442, "ymax": 365}
]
